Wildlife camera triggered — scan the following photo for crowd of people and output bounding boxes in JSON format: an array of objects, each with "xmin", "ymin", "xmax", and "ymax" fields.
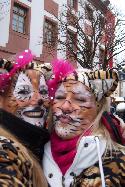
[
  {"xmin": 0, "ymin": 50, "xmax": 125, "ymax": 187},
  {"xmin": 110, "ymin": 97, "xmax": 125, "ymax": 122}
]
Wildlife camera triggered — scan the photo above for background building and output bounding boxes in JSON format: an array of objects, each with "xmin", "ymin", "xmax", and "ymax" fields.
[{"xmin": 0, "ymin": 0, "xmax": 111, "ymax": 66}]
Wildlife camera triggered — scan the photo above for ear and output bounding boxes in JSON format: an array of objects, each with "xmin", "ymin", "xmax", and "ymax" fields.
[{"xmin": 89, "ymin": 69, "xmax": 118, "ymax": 101}]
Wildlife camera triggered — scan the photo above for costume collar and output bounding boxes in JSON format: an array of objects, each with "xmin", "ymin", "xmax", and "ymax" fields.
[
  {"xmin": 50, "ymin": 131, "xmax": 80, "ymax": 175},
  {"xmin": 43, "ymin": 135, "xmax": 106, "ymax": 187},
  {"xmin": 0, "ymin": 108, "xmax": 50, "ymax": 160}
]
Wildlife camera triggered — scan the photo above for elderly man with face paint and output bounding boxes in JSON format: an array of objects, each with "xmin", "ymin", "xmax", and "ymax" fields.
[
  {"xmin": 0, "ymin": 50, "xmax": 52, "ymax": 187},
  {"xmin": 43, "ymin": 60, "xmax": 125, "ymax": 187}
]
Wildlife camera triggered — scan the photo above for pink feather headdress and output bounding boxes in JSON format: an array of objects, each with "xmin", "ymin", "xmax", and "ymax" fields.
[
  {"xmin": 47, "ymin": 59, "xmax": 75, "ymax": 99},
  {"xmin": 0, "ymin": 50, "xmax": 34, "ymax": 93}
]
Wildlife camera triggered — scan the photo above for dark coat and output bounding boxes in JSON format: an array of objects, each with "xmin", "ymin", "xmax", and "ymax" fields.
[{"xmin": 0, "ymin": 108, "xmax": 50, "ymax": 161}]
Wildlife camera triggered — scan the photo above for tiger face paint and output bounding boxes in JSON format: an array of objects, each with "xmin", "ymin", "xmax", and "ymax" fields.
[
  {"xmin": 52, "ymin": 80, "xmax": 98, "ymax": 139},
  {"xmin": 2, "ymin": 69, "xmax": 50, "ymax": 127}
]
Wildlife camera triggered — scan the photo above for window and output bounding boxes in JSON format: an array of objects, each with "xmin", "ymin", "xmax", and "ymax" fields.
[
  {"xmin": 69, "ymin": 0, "xmax": 77, "ymax": 10},
  {"xmin": 85, "ymin": 5, "xmax": 93, "ymax": 21},
  {"xmin": 44, "ymin": 19, "xmax": 56, "ymax": 45},
  {"xmin": 12, "ymin": 4, "xmax": 27, "ymax": 34}
]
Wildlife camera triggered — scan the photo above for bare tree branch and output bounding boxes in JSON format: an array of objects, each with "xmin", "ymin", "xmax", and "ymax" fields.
[{"xmin": 43, "ymin": 1, "xmax": 125, "ymax": 70}]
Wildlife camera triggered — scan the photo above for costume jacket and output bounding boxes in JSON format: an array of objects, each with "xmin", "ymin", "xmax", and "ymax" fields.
[
  {"xmin": 0, "ymin": 108, "xmax": 50, "ymax": 186},
  {"xmin": 43, "ymin": 135, "xmax": 125, "ymax": 187}
]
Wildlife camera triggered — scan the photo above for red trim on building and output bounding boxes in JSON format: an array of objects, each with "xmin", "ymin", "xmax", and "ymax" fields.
[
  {"xmin": 44, "ymin": 0, "xmax": 58, "ymax": 17},
  {"xmin": 0, "ymin": 0, "xmax": 31, "ymax": 58}
]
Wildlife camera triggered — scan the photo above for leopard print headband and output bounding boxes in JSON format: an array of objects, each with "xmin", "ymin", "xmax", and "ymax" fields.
[
  {"xmin": 0, "ymin": 50, "xmax": 52, "ymax": 93},
  {"xmin": 62, "ymin": 69, "xmax": 119, "ymax": 101},
  {"xmin": 47, "ymin": 60, "xmax": 118, "ymax": 101}
]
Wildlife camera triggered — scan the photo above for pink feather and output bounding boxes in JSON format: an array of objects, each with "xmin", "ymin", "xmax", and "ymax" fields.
[
  {"xmin": 47, "ymin": 59, "xmax": 75, "ymax": 99},
  {"xmin": 0, "ymin": 50, "xmax": 34, "ymax": 92}
]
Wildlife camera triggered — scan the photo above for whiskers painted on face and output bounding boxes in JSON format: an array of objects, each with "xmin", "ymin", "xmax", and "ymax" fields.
[
  {"xmin": 70, "ymin": 129, "xmax": 79, "ymax": 133},
  {"xmin": 54, "ymin": 112, "xmax": 82, "ymax": 123},
  {"xmin": 16, "ymin": 109, "xmax": 24, "ymax": 119},
  {"xmin": 53, "ymin": 107, "xmax": 85, "ymax": 137},
  {"xmin": 69, "ymin": 123, "xmax": 87, "ymax": 135},
  {"xmin": 68, "ymin": 122, "xmax": 81, "ymax": 127}
]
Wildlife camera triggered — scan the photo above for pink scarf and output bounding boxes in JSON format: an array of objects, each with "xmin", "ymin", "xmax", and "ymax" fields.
[{"xmin": 50, "ymin": 131, "xmax": 80, "ymax": 175}]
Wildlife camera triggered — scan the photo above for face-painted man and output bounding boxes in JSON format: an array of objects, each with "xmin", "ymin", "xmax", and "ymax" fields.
[
  {"xmin": 2, "ymin": 69, "xmax": 50, "ymax": 127},
  {"xmin": 0, "ymin": 53, "xmax": 51, "ymax": 127},
  {"xmin": 0, "ymin": 50, "xmax": 52, "ymax": 159}
]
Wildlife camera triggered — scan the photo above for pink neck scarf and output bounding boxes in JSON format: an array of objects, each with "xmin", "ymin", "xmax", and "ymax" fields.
[{"xmin": 50, "ymin": 131, "xmax": 80, "ymax": 175}]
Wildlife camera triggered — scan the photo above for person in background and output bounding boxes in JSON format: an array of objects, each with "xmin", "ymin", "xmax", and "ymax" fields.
[
  {"xmin": 110, "ymin": 97, "xmax": 116, "ymax": 114},
  {"xmin": 116, "ymin": 102, "xmax": 125, "ymax": 122},
  {"xmin": 43, "ymin": 60, "xmax": 125, "ymax": 187},
  {"xmin": 0, "ymin": 50, "xmax": 52, "ymax": 187}
]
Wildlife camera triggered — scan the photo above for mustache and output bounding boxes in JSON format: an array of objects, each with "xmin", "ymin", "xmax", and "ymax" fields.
[{"xmin": 53, "ymin": 113, "xmax": 81, "ymax": 123}]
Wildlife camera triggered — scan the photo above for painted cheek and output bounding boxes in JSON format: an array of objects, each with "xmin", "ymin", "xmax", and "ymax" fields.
[
  {"xmin": 52, "ymin": 101, "xmax": 57, "ymax": 108},
  {"xmin": 55, "ymin": 100, "xmax": 64, "ymax": 107},
  {"xmin": 82, "ymin": 108, "xmax": 97, "ymax": 120},
  {"xmin": 52, "ymin": 107, "xmax": 56, "ymax": 115},
  {"xmin": 16, "ymin": 100, "xmax": 30, "ymax": 108},
  {"xmin": 52, "ymin": 103, "xmax": 60, "ymax": 113},
  {"xmin": 43, "ymin": 100, "xmax": 50, "ymax": 108},
  {"xmin": 4, "ymin": 98, "xmax": 19, "ymax": 114}
]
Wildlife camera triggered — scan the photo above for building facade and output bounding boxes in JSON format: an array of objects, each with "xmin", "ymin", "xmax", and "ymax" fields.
[{"xmin": 0, "ymin": 0, "xmax": 110, "ymax": 66}]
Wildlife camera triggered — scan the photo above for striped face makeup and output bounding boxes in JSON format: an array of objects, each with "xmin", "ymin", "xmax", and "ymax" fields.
[
  {"xmin": 2, "ymin": 70, "xmax": 50, "ymax": 127},
  {"xmin": 52, "ymin": 80, "xmax": 98, "ymax": 139}
]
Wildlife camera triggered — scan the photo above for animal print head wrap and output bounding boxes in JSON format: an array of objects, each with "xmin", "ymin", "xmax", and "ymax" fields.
[
  {"xmin": 0, "ymin": 50, "xmax": 52, "ymax": 93},
  {"xmin": 48, "ymin": 60, "xmax": 118, "ymax": 101}
]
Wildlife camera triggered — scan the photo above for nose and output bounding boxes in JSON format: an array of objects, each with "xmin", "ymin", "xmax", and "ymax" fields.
[
  {"xmin": 38, "ymin": 99, "xmax": 44, "ymax": 106},
  {"xmin": 30, "ymin": 91, "xmax": 43, "ymax": 106},
  {"xmin": 61, "ymin": 99, "xmax": 73, "ymax": 114}
]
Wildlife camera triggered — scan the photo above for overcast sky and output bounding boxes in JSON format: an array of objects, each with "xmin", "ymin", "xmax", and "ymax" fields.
[
  {"xmin": 110, "ymin": 0, "xmax": 125, "ymax": 13},
  {"xmin": 109, "ymin": 0, "xmax": 125, "ymax": 64}
]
